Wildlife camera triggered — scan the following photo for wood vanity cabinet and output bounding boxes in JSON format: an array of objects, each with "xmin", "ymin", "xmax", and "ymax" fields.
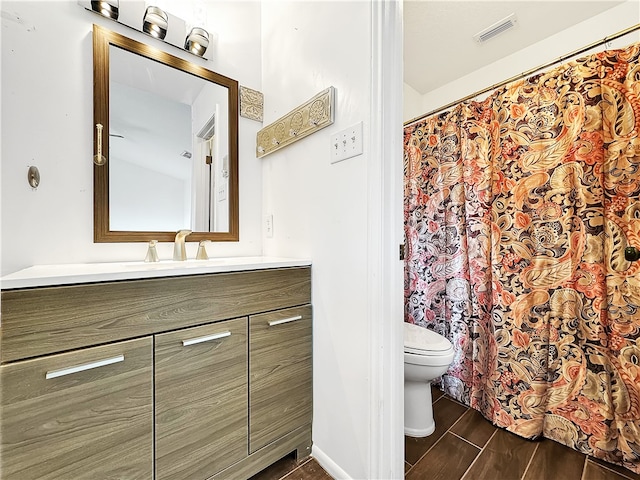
[
  {"xmin": 155, "ymin": 318, "xmax": 248, "ymax": 479},
  {"xmin": 0, "ymin": 337, "xmax": 153, "ymax": 479},
  {"xmin": 250, "ymin": 305, "xmax": 313, "ymax": 453},
  {"xmin": 0, "ymin": 266, "xmax": 312, "ymax": 480}
]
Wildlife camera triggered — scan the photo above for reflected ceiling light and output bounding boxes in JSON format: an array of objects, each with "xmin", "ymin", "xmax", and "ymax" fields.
[
  {"xmin": 90, "ymin": 0, "xmax": 119, "ymax": 20},
  {"xmin": 143, "ymin": 6, "xmax": 168, "ymax": 40},
  {"xmin": 184, "ymin": 27, "xmax": 209, "ymax": 57}
]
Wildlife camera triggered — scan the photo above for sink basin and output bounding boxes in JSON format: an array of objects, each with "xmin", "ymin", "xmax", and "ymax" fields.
[{"xmin": 121, "ymin": 259, "xmax": 229, "ymax": 270}]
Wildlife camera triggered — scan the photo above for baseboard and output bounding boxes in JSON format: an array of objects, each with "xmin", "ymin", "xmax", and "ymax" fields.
[{"xmin": 312, "ymin": 445, "xmax": 352, "ymax": 480}]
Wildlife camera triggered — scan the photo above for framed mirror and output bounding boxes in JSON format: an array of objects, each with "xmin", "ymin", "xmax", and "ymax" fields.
[{"xmin": 93, "ymin": 24, "xmax": 239, "ymax": 242}]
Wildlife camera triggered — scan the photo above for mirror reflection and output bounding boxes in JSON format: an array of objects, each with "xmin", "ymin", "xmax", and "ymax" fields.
[
  {"xmin": 109, "ymin": 45, "xmax": 229, "ymax": 233},
  {"xmin": 93, "ymin": 25, "xmax": 239, "ymax": 243}
]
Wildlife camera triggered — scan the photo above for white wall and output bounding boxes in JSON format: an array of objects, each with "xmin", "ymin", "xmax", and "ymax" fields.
[
  {"xmin": 109, "ymin": 81, "xmax": 193, "ymax": 231},
  {"xmin": 260, "ymin": 2, "xmax": 371, "ymax": 478},
  {"xmin": 110, "ymin": 159, "xmax": 188, "ymax": 231},
  {"xmin": 0, "ymin": 1, "xmax": 263, "ymax": 275},
  {"xmin": 261, "ymin": 1, "xmax": 404, "ymax": 478},
  {"xmin": 404, "ymin": 0, "xmax": 640, "ymax": 122},
  {"xmin": 403, "ymin": 81, "xmax": 424, "ymax": 124}
]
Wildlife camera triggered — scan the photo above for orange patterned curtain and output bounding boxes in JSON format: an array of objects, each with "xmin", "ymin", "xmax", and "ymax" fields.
[{"xmin": 404, "ymin": 42, "xmax": 640, "ymax": 473}]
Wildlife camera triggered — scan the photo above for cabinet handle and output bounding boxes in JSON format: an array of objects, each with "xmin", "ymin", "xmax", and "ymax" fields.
[
  {"xmin": 268, "ymin": 315, "xmax": 303, "ymax": 327},
  {"xmin": 45, "ymin": 355, "xmax": 125, "ymax": 380},
  {"xmin": 182, "ymin": 331, "xmax": 231, "ymax": 346}
]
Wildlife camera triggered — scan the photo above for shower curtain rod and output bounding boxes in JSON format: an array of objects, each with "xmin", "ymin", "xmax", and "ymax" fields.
[{"xmin": 404, "ymin": 22, "xmax": 640, "ymax": 127}]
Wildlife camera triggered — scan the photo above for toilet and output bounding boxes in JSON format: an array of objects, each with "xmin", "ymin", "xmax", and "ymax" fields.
[{"xmin": 404, "ymin": 322, "xmax": 455, "ymax": 437}]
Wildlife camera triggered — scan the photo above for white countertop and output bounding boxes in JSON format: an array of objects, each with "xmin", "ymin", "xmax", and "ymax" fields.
[{"xmin": 1, "ymin": 257, "xmax": 312, "ymax": 289}]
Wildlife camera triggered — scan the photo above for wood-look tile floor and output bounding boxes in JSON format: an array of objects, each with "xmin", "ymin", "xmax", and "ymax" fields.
[
  {"xmin": 251, "ymin": 387, "xmax": 640, "ymax": 480},
  {"xmin": 405, "ymin": 388, "xmax": 640, "ymax": 480},
  {"xmin": 250, "ymin": 453, "xmax": 333, "ymax": 480}
]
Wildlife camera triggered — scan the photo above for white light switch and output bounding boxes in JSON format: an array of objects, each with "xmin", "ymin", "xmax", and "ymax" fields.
[{"xmin": 331, "ymin": 121, "xmax": 363, "ymax": 163}]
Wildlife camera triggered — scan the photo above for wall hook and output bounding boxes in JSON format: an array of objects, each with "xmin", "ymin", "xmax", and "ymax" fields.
[{"xmin": 27, "ymin": 166, "xmax": 40, "ymax": 188}]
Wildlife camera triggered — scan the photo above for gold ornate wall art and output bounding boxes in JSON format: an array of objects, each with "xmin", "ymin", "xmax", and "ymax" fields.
[
  {"xmin": 239, "ymin": 86, "xmax": 264, "ymax": 122},
  {"xmin": 256, "ymin": 86, "xmax": 335, "ymax": 158}
]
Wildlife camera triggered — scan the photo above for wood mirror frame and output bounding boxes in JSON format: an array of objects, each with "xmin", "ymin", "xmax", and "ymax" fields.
[{"xmin": 93, "ymin": 24, "xmax": 239, "ymax": 243}]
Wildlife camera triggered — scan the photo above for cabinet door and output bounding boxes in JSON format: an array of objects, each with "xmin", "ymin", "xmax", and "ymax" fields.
[
  {"xmin": 0, "ymin": 337, "xmax": 153, "ymax": 480},
  {"xmin": 155, "ymin": 317, "xmax": 248, "ymax": 480},
  {"xmin": 249, "ymin": 305, "xmax": 312, "ymax": 453}
]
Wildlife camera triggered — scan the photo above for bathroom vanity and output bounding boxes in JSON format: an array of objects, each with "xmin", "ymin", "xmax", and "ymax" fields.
[{"xmin": 0, "ymin": 258, "xmax": 312, "ymax": 479}]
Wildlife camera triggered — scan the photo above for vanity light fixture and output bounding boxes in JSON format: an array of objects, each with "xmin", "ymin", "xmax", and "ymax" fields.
[
  {"xmin": 90, "ymin": 0, "xmax": 119, "ymax": 20},
  {"xmin": 184, "ymin": 27, "xmax": 209, "ymax": 57},
  {"xmin": 143, "ymin": 6, "xmax": 168, "ymax": 40}
]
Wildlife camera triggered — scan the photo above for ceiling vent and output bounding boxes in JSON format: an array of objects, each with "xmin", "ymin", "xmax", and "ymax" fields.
[{"xmin": 473, "ymin": 13, "xmax": 517, "ymax": 43}]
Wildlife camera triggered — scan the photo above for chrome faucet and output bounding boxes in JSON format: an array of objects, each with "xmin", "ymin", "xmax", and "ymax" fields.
[{"xmin": 173, "ymin": 229, "xmax": 192, "ymax": 261}]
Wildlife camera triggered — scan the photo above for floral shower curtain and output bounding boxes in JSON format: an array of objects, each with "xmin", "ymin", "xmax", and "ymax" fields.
[{"xmin": 404, "ymin": 42, "xmax": 640, "ymax": 473}]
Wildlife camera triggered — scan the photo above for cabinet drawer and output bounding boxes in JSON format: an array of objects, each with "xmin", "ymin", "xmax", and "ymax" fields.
[
  {"xmin": 155, "ymin": 318, "xmax": 248, "ymax": 479},
  {"xmin": 0, "ymin": 337, "xmax": 153, "ymax": 479},
  {"xmin": 249, "ymin": 305, "xmax": 312, "ymax": 453},
  {"xmin": 1, "ymin": 267, "xmax": 311, "ymax": 362}
]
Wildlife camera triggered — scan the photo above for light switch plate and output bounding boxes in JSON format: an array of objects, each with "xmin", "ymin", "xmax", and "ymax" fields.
[
  {"xmin": 331, "ymin": 121, "xmax": 363, "ymax": 163},
  {"xmin": 265, "ymin": 214, "xmax": 274, "ymax": 238}
]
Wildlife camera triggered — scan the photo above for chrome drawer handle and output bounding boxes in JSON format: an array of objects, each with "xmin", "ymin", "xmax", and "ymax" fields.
[
  {"xmin": 182, "ymin": 331, "xmax": 231, "ymax": 346},
  {"xmin": 268, "ymin": 315, "xmax": 303, "ymax": 327},
  {"xmin": 45, "ymin": 355, "xmax": 125, "ymax": 380}
]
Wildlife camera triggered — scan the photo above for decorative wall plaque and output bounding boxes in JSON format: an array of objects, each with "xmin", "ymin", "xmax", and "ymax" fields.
[
  {"xmin": 256, "ymin": 86, "xmax": 335, "ymax": 158},
  {"xmin": 239, "ymin": 86, "xmax": 264, "ymax": 122}
]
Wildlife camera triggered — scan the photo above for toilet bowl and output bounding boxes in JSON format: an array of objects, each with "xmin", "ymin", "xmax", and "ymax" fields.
[{"xmin": 404, "ymin": 322, "xmax": 454, "ymax": 437}]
